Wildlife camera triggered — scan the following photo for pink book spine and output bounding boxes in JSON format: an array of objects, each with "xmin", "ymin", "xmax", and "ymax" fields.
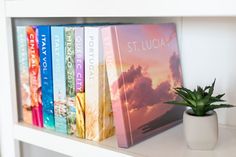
[
  {"xmin": 27, "ymin": 26, "xmax": 43, "ymax": 127},
  {"xmin": 101, "ymin": 27, "xmax": 131, "ymax": 148}
]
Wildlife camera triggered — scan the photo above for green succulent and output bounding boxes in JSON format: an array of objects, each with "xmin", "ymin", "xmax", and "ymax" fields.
[{"xmin": 166, "ymin": 79, "xmax": 234, "ymax": 116}]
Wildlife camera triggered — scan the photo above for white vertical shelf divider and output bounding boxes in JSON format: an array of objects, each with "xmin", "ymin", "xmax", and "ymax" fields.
[{"xmin": 0, "ymin": 0, "xmax": 20, "ymax": 156}]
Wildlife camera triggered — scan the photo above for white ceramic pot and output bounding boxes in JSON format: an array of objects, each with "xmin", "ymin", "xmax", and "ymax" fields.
[{"xmin": 183, "ymin": 109, "xmax": 218, "ymax": 150}]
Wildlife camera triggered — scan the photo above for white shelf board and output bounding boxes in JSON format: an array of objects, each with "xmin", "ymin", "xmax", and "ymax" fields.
[
  {"xmin": 14, "ymin": 123, "xmax": 131, "ymax": 157},
  {"xmin": 14, "ymin": 123, "xmax": 236, "ymax": 157},
  {"xmin": 5, "ymin": 0, "xmax": 236, "ymax": 17}
]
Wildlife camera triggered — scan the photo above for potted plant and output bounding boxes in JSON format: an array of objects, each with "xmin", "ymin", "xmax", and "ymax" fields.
[{"xmin": 166, "ymin": 79, "xmax": 234, "ymax": 150}]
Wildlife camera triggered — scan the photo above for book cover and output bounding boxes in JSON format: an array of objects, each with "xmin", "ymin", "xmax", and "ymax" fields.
[
  {"xmin": 51, "ymin": 26, "xmax": 67, "ymax": 134},
  {"xmin": 26, "ymin": 26, "xmax": 43, "ymax": 127},
  {"xmin": 85, "ymin": 27, "xmax": 114, "ymax": 141},
  {"xmin": 16, "ymin": 26, "xmax": 32, "ymax": 124},
  {"xmin": 65, "ymin": 27, "xmax": 76, "ymax": 135},
  {"xmin": 38, "ymin": 25, "xmax": 55, "ymax": 130},
  {"xmin": 75, "ymin": 27, "xmax": 85, "ymax": 138},
  {"xmin": 101, "ymin": 23, "xmax": 185, "ymax": 148}
]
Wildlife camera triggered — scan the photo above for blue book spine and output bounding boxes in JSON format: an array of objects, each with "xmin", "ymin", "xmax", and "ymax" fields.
[
  {"xmin": 51, "ymin": 26, "xmax": 67, "ymax": 134},
  {"xmin": 38, "ymin": 26, "xmax": 55, "ymax": 130}
]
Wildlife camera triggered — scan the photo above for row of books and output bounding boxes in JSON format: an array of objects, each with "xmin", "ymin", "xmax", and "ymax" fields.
[{"xmin": 16, "ymin": 23, "xmax": 185, "ymax": 148}]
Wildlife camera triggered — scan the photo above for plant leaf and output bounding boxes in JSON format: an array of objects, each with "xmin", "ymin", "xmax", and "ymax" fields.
[
  {"xmin": 202, "ymin": 79, "xmax": 216, "ymax": 105},
  {"xmin": 174, "ymin": 88, "xmax": 197, "ymax": 106},
  {"xmin": 175, "ymin": 88, "xmax": 189, "ymax": 99},
  {"xmin": 208, "ymin": 79, "xmax": 216, "ymax": 96},
  {"xmin": 168, "ymin": 79, "xmax": 234, "ymax": 116},
  {"xmin": 197, "ymin": 86, "xmax": 204, "ymax": 94},
  {"xmin": 176, "ymin": 93, "xmax": 196, "ymax": 106},
  {"xmin": 165, "ymin": 101, "xmax": 192, "ymax": 107},
  {"xmin": 204, "ymin": 86, "xmax": 211, "ymax": 91},
  {"xmin": 215, "ymin": 93, "xmax": 225, "ymax": 99},
  {"xmin": 206, "ymin": 104, "xmax": 234, "ymax": 112},
  {"xmin": 176, "ymin": 87, "xmax": 196, "ymax": 100},
  {"xmin": 208, "ymin": 96, "xmax": 225, "ymax": 104}
]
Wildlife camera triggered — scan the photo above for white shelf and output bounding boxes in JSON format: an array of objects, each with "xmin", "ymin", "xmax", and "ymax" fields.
[
  {"xmin": 14, "ymin": 123, "xmax": 131, "ymax": 157},
  {"xmin": 14, "ymin": 123, "xmax": 236, "ymax": 157},
  {"xmin": 5, "ymin": 0, "xmax": 236, "ymax": 17}
]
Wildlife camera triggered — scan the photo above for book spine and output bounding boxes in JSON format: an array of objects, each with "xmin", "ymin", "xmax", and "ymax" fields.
[
  {"xmin": 38, "ymin": 26, "xmax": 55, "ymax": 130},
  {"xmin": 99, "ymin": 31, "xmax": 115, "ymax": 140},
  {"xmin": 51, "ymin": 27, "xmax": 67, "ymax": 134},
  {"xmin": 85, "ymin": 27, "xmax": 114, "ymax": 141},
  {"xmin": 16, "ymin": 26, "xmax": 32, "ymax": 124},
  {"xmin": 26, "ymin": 26, "xmax": 43, "ymax": 127},
  {"xmin": 85, "ymin": 27, "xmax": 101, "ymax": 141},
  {"xmin": 101, "ymin": 27, "xmax": 131, "ymax": 147},
  {"xmin": 65, "ymin": 27, "xmax": 76, "ymax": 135},
  {"xmin": 75, "ymin": 27, "xmax": 85, "ymax": 138}
]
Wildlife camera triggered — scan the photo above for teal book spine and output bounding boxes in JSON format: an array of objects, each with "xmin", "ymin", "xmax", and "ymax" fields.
[
  {"xmin": 65, "ymin": 27, "xmax": 76, "ymax": 135},
  {"xmin": 16, "ymin": 26, "xmax": 32, "ymax": 124},
  {"xmin": 51, "ymin": 26, "xmax": 67, "ymax": 134},
  {"xmin": 38, "ymin": 25, "xmax": 55, "ymax": 130}
]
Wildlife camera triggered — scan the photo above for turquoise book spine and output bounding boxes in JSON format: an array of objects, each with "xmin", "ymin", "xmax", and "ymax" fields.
[
  {"xmin": 51, "ymin": 26, "xmax": 67, "ymax": 134},
  {"xmin": 16, "ymin": 26, "xmax": 32, "ymax": 124}
]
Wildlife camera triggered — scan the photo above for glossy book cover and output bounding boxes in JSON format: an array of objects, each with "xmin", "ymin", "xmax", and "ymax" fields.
[
  {"xmin": 27, "ymin": 26, "xmax": 43, "ymax": 127},
  {"xmin": 38, "ymin": 26, "xmax": 55, "ymax": 129},
  {"xmin": 101, "ymin": 24, "xmax": 185, "ymax": 147},
  {"xmin": 16, "ymin": 26, "xmax": 32, "ymax": 124}
]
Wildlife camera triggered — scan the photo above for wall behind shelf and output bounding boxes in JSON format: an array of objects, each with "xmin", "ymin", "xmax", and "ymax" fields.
[{"xmin": 181, "ymin": 17, "xmax": 236, "ymax": 126}]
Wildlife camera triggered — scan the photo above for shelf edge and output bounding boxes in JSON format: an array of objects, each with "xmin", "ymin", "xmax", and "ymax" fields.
[{"xmin": 14, "ymin": 123, "xmax": 133, "ymax": 157}]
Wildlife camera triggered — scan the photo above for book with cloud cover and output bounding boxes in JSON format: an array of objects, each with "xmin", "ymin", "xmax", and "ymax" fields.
[{"xmin": 101, "ymin": 23, "xmax": 185, "ymax": 148}]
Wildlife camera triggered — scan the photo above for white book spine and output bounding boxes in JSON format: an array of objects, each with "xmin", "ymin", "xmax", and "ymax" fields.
[{"xmin": 85, "ymin": 27, "xmax": 100, "ymax": 141}]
